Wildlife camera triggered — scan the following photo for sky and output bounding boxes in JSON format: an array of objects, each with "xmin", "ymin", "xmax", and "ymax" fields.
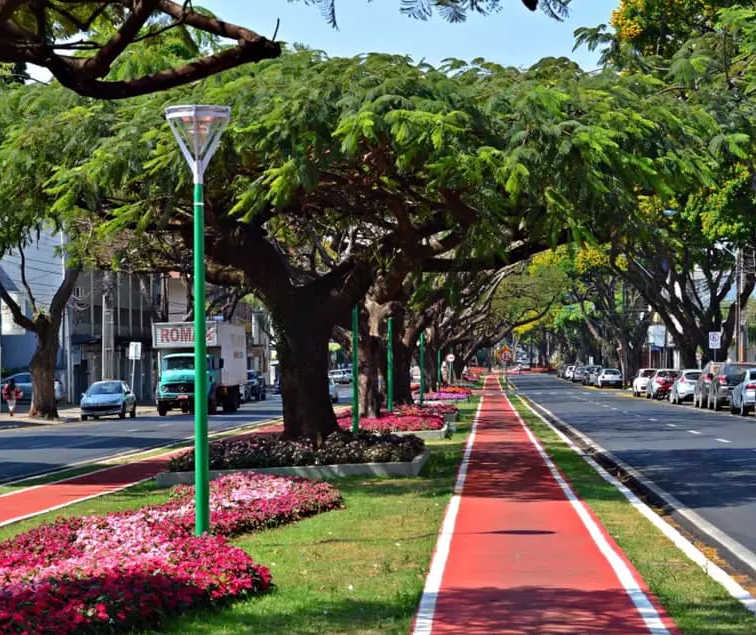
[{"xmin": 194, "ymin": 0, "xmax": 614, "ymax": 70}]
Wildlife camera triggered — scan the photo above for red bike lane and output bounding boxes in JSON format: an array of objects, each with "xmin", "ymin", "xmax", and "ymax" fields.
[
  {"xmin": 413, "ymin": 376, "xmax": 679, "ymax": 635},
  {"xmin": 0, "ymin": 422, "xmax": 283, "ymax": 528}
]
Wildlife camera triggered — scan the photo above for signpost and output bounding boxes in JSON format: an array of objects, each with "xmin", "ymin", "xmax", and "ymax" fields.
[
  {"xmin": 709, "ymin": 331, "xmax": 721, "ymax": 362},
  {"xmin": 419, "ymin": 332, "xmax": 425, "ymax": 406},
  {"xmin": 501, "ymin": 349, "xmax": 512, "ymax": 390},
  {"xmin": 128, "ymin": 341, "xmax": 142, "ymax": 398}
]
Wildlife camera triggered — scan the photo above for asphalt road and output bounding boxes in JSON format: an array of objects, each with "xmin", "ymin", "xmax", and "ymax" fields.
[
  {"xmin": 0, "ymin": 385, "xmax": 353, "ymax": 483},
  {"xmin": 511, "ymin": 373, "xmax": 756, "ymax": 563}
]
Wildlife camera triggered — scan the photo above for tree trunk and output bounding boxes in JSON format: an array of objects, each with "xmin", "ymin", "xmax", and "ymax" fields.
[
  {"xmin": 358, "ymin": 319, "xmax": 383, "ymax": 418},
  {"xmin": 391, "ymin": 335, "xmax": 414, "ymax": 405},
  {"xmin": 28, "ymin": 316, "xmax": 60, "ymax": 419},
  {"xmin": 453, "ymin": 357, "xmax": 465, "ymax": 380},
  {"xmin": 277, "ymin": 318, "xmax": 337, "ymax": 445}
]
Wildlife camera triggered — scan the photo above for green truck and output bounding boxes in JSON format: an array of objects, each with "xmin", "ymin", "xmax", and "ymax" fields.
[{"xmin": 152, "ymin": 321, "xmax": 247, "ymax": 416}]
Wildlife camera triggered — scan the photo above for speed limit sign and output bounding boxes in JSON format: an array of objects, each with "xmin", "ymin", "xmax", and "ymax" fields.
[{"xmin": 445, "ymin": 353, "xmax": 455, "ymax": 363}]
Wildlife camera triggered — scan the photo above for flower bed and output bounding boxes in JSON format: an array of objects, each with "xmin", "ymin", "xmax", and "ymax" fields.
[
  {"xmin": 336, "ymin": 413, "xmax": 444, "ymax": 433},
  {"xmin": 395, "ymin": 403, "xmax": 459, "ymax": 417},
  {"xmin": 168, "ymin": 431, "xmax": 425, "ymax": 472},
  {"xmin": 419, "ymin": 391, "xmax": 470, "ymax": 401},
  {"xmin": 0, "ymin": 473, "xmax": 342, "ymax": 634},
  {"xmin": 439, "ymin": 385, "xmax": 473, "ymax": 395}
]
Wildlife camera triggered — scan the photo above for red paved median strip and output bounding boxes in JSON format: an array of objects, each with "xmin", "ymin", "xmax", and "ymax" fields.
[
  {"xmin": 0, "ymin": 422, "xmax": 283, "ymax": 528},
  {"xmin": 413, "ymin": 376, "xmax": 679, "ymax": 635}
]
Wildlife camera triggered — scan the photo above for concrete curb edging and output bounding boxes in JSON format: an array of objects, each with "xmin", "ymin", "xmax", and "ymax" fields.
[
  {"xmin": 517, "ymin": 393, "xmax": 756, "ymax": 618},
  {"xmin": 394, "ymin": 425, "xmax": 449, "ymax": 440},
  {"xmin": 155, "ymin": 449, "xmax": 431, "ymax": 487}
]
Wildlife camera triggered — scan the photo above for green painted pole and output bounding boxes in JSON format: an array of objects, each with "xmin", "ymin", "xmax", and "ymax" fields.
[
  {"xmin": 193, "ymin": 180, "xmax": 209, "ymax": 536},
  {"xmin": 351, "ymin": 305, "xmax": 359, "ymax": 433},
  {"xmin": 419, "ymin": 332, "xmax": 425, "ymax": 406},
  {"xmin": 387, "ymin": 316, "xmax": 394, "ymax": 412},
  {"xmin": 437, "ymin": 349, "xmax": 441, "ymax": 386}
]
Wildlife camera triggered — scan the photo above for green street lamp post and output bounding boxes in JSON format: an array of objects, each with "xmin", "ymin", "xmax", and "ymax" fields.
[
  {"xmin": 166, "ymin": 105, "xmax": 230, "ymax": 536},
  {"xmin": 419, "ymin": 332, "xmax": 425, "ymax": 406},
  {"xmin": 352, "ymin": 305, "xmax": 359, "ymax": 432},
  {"xmin": 437, "ymin": 349, "xmax": 441, "ymax": 387},
  {"xmin": 387, "ymin": 316, "xmax": 394, "ymax": 412}
]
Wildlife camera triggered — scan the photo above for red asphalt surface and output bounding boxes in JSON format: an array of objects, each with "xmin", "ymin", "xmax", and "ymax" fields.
[
  {"xmin": 0, "ymin": 423, "xmax": 282, "ymax": 526},
  {"xmin": 424, "ymin": 376, "xmax": 679, "ymax": 635}
]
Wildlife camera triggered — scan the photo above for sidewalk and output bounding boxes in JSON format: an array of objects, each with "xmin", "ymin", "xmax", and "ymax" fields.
[
  {"xmin": 414, "ymin": 376, "xmax": 679, "ymax": 635},
  {"xmin": 0, "ymin": 422, "xmax": 283, "ymax": 528}
]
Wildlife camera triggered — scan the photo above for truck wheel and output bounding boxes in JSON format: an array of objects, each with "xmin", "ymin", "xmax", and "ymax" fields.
[
  {"xmin": 158, "ymin": 404, "xmax": 168, "ymax": 417},
  {"xmin": 222, "ymin": 391, "xmax": 239, "ymax": 413}
]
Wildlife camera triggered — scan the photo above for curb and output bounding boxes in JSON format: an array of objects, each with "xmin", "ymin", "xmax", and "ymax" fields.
[
  {"xmin": 521, "ymin": 394, "xmax": 756, "ymax": 586},
  {"xmin": 155, "ymin": 449, "xmax": 430, "ymax": 487}
]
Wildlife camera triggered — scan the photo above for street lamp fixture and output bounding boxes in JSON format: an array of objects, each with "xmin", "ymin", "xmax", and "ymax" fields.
[{"xmin": 165, "ymin": 104, "xmax": 230, "ymax": 536}]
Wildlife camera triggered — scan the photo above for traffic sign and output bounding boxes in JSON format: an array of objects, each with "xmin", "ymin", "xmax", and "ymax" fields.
[
  {"xmin": 708, "ymin": 331, "xmax": 721, "ymax": 350},
  {"xmin": 446, "ymin": 353, "xmax": 455, "ymax": 363},
  {"xmin": 501, "ymin": 350, "xmax": 513, "ymax": 363},
  {"xmin": 128, "ymin": 341, "xmax": 142, "ymax": 360}
]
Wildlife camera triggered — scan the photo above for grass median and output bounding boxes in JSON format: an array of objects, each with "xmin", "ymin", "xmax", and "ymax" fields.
[
  {"xmin": 510, "ymin": 393, "xmax": 756, "ymax": 635},
  {"xmin": 0, "ymin": 399, "xmax": 478, "ymax": 634}
]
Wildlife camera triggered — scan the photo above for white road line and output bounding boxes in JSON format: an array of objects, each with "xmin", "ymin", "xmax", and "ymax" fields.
[
  {"xmin": 666, "ymin": 424, "xmax": 677, "ymax": 428},
  {"xmin": 519, "ymin": 395, "xmax": 756, "ymax": 621},
  {"xmin": 688, "ymin": 430, "xmax": 701, "ymax": 435},
  {"xmin": 508, "ymin": 395, "xmax": 672, "ymax": 635},
  {"xmin": 716, "ymin": 438, "xmax": 732, "ymax": 444},
  {"xmin": 127, "ymin": 428, "xmax": 140, "ymax": 433},
  {"xmin": 611, "ymin": 407, "xmax": 618, "ymax": 411},
  {"xmin": 649, "ymin": 418, "xmax": 658, "ymax": 422},
  {"xmin": 412, "ymin": 386, "xmax": 485, "ymax": 635}
]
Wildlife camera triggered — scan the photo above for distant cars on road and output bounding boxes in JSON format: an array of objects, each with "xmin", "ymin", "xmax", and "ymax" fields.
[
  {"xmin": 0, "ymin": 372, "xmax": 64, "ymax": 403},
  {"xmin": 631, "ymin": 368, "xmax": 655, "ymax": 397}
]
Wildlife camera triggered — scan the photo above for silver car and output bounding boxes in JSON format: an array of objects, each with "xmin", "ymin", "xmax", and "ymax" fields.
[
  {"xmin": 329, "ymin": 377, "xmax": 339, "ymax": 403},
  {"xmin": 730, "ymin": 369, "xmax": 756, "ymax": 416},
  {"xmin": 80, "ymin": 381, "xmax": 137, "ymax": 420},
  {"xmin": 669, "ymin": 369, "xmax": 701, "ymax": 404}
]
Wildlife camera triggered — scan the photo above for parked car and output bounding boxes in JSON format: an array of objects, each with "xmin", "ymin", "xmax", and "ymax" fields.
[
  {"xmin": 564, "ymin": 365, "xmax": 576, "ymax": 380},
  {"xmin": 244, "ymin": 369, "xmax": 267, "ymax": 402},
  {"xmin": 329, "ymin": 369, "xmax": 352, "ymax": 384},
  {"xmin": 669, "ymin": 369, "xmax": 701, "ymax": 404},
  {"xmin": 582, "ymin": 366, "xmax": 602, "ymax": 385},
  {"xmin": 572, "ymin": 366, "xmax": 587, "ymax": 383},
  {"xmin": 557, "ymin": 364, "xmax": 568, "ymax": 378},
  {"xmin": 704, "ymin": 362, "xmax": 756, "ymax": 411},
  {"xmin": 693, "ymin": 361, "xmax": 722, "ymax": 408},
  {"xmin": 645, "ymin": 369, "xmax": 679, "ymax": 399},
  {"xmin": 632, "ymin": 368, "xmax": 656, "ymax": 397},
  {"xmin": 0, "ymin": 372, "xmax": 63, "ymax": 403},
  {"xmin": 729, "ymin": 368, "xmax": 756, "ymax": 416},
  {"xmin": 329, "ymin": 377, "xmax": 339, "ymax": 403},
  {"xmin": 596, "ymin": 368, "xmax": 622, "ymax": 388},
  {"xmin": 80, "ymin": 380, "xmax": 137, "ymax": 420}
]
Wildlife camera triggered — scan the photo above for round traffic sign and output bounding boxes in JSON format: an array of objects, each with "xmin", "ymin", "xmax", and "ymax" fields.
[
  {"xmin": 502, "ymin": 351, "xmax": 513, "ymax": 362},
  {"xmin": 446, "ymin": 353, "xmax": 455, "ymax": 363}
]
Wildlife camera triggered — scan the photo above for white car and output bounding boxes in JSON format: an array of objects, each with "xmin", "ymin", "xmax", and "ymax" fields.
[
  {"xmin": 632, "ymin": 368, "xmax": 656, "ymax": 397},
  {"xmin": 596, "ymin": 368, "xmax": 622, "ymax": 388},
  {"xmin": 564, "ymin": 365, "xmax": 575, "ymax": 380}
]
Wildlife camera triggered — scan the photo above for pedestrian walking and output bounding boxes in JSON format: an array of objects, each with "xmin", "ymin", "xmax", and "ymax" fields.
[{"xmin": 2, "ymin": 379, "xmax": 23, "ymax": 417}]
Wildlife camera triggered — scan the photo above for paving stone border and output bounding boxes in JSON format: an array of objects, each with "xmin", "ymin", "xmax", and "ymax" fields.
[
  {"xmin": 393, "ymin": 424, "xmax": 450, "ymax": 440},
  {"xmin": 155, "ymin": 449, "xmax": 430, "ymax": 487}
]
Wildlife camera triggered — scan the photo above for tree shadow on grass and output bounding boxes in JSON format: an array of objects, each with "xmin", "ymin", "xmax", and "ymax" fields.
[{"xmin": 157, "ymin": 584, "xmax": 756, "ymax": 635}]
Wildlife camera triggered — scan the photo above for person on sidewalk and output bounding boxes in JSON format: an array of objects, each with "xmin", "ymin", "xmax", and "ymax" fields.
[{"xmin": 2, "ymin": 379, "xmax": 23, "ymax": 417}]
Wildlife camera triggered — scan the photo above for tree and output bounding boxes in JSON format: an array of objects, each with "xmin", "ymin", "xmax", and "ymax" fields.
[
  {"xmin": 37, "ymin": 50, "xmax": 716, "ymax": 442},
  {"xmin": 0, "ymin": 0, "xmax": 281, "ymax": 98}
]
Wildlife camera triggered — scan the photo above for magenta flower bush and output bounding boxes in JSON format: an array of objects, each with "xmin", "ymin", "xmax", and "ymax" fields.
[
  {"xmin": 0, "ymin": 473, "xmax": 342, "ymax": 634},
  {"xmin": 336, "ymin": 413, "xmax": 444, "ymax": 433},
  {"xmin": 395, "ymin": 403, "xmax": 459, "ymax": 417},
  {"xmin": 420, "ymin": 391, "xmax": 470, "ymax": 401}
]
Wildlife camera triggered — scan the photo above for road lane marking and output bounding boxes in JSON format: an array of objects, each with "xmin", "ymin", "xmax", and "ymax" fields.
[
  {"xmin": 666, "ymin": 424, "xmax": 677, "ymax": 428},
  {"xmin": 127, "ymin": 428, "xmax": 139, "ymax": 433},
  {"xmin": 688, "ymin": 430, "xmax": 701, "ymax": 435},
  {"xmin": 611, "ymin": 407, "xmax": 618, "ymax": 411},
  {"xmin": 28, "ymin": 444, "xmax": 50, "ymax": 449},
  {"xmin": 650, "ymin": 418, "xmax": 658, "ymax": 422},
  {"xmin": 716, "ymin": 438, "xmax": 732, "ymax": 444}
]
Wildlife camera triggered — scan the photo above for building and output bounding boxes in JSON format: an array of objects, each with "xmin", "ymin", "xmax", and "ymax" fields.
[{"xmin": 0, "ymin": 232, "xmax": 159, "ymax": 401}]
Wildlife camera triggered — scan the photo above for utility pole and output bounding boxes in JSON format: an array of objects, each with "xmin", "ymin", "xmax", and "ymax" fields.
[
  {"xmin": 735, "ymin": 248, "xmax": 741, "ymax": 362},
  {"xmin": 102, "ymin": 271, "xmax": 115, "ymax": 380}
]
